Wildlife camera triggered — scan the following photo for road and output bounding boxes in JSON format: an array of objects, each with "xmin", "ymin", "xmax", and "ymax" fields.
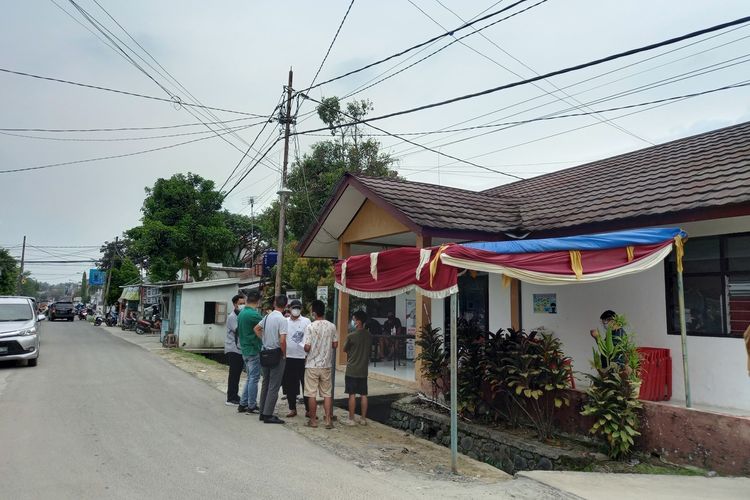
[{"xmin": 0, "ymin": 320, "xmax": 560, "ymax": 500}]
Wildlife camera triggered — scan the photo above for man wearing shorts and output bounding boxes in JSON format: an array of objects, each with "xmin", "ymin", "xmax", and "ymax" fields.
[
  {"xmin": 343, "ymin": 310, "xmax": 372, "ymax": 426},
  {"xmin": 303, "ymin": 300, "xmax": 338, "ymax": 428}
]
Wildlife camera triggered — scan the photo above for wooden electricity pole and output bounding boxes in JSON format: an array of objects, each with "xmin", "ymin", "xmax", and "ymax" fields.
[
  {"xmin": 274, "ymin": 68, "xmax": 294, "ymax": 297},
  {"xmin": 16, "ymin": 235, "xmax": 26, "ymax": 294}
]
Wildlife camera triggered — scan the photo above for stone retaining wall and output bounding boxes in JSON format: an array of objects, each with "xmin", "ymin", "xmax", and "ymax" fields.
[{"xmin": 389, "ymin": 396, "xmax": 604, "ymax": 475}]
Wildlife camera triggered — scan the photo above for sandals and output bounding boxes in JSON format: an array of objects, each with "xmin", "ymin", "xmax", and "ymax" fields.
[{"xmin": 305, "ymin": 420, "xmax": 318, "ymax": 428}]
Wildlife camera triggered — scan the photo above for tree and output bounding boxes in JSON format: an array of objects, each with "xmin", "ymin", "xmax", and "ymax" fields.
[
  {"xmin": 0, "ymin": 247, "xmax": 18, "ymax": 295},
  {"xmin": 18, "ymin": 272, "xmax": 41, "ymax": 299},
  {"xmin": 80, "ymin": 272, "xmax": 90, "ymax": 303},
  {"xmin": 220, "ymin": 211, "xmax": 274, "ymax": 268},
  {"xmin": 285, "ymin": 97, "xmax": 400, "ymax": 240},
  {"xmin": 106, "ymin": 258, "xmax": 140, "ymax": 305},
  {"xmin": 128, "ymin": 173, "xmax": 235, "ymax": 282}
]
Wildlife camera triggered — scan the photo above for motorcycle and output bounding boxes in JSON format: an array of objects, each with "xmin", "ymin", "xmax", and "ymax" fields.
[
  {"xmin": 121, "ymin": 314, "xmax": 137, "ymax": 331},
  {"xmin": 94, "ymin": 314, "xmax": 104, "ymax": 326},
  {"xmin": 136, "ymin": 314, "xmax": 161, "ymax": 335},
  {"xmin": 105, "ymin": 311, "xmax": 118, "ymax": 327},
  {"xmin": 78, "ymin": 309, "xmax": 88, "ymax": 321}
]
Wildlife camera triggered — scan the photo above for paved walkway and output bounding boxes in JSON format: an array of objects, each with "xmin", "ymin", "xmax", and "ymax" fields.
[{"xmin": 519, "ymin": 471, "xmax": 750, "ymax": 499}]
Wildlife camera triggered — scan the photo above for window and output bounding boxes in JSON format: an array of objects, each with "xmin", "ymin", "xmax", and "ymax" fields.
[
  {"xmin": 665, "ymin": 233, "xmax": 750, "ymax": 337},
  {"xmin": 203, "ymin": 302, "xmax": 227, "ymax": 324},
  {"xmin": 444, "ymin": 272, "xmax": 490, "ymax": 337}
]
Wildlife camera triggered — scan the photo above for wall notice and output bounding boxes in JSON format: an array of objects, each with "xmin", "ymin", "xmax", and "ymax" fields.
[{"xmin": 533, "ymin": 293, "xmax": 557, "ymax": 314}]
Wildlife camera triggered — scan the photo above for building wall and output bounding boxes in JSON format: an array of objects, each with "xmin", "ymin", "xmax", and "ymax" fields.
[
  {"xmin": 178, "ymin": 284, "xmax": 237, "ymax": 351},
  {"xmin": 515, "ymin": 216, "xmax": 750, "ymax": 411}
]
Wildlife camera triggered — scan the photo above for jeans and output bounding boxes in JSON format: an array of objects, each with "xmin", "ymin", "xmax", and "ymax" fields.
[
  {"xmin": 240, "ymin": 354, "xmax": 261, "ymax": 410},
  {"xmin": 226, "ymin": 352, "xmax": 244, "ymax": 402},
  {"xmin": 259, "ymin": 357, "xmax": 286, "ymax": 417}
]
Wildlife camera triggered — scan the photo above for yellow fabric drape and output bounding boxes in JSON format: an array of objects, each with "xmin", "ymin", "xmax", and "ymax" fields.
[
  {"xmin": 569, "ymin": 250, "xmax": 583, "ymax": 280},
  {"xmin": 502, "ymin": 274, "xmax": 512, "ymax": 288},
  {"xmin": 626, "ymin": 246, "xmax": 635, "ymax": 262},
  {"xmin": 429, "ymin": 245, "xmax": 449, "ymax": 287},
  {"xmin": 674, "ymin": 235, "xmax": 685, "ymax": 273}
]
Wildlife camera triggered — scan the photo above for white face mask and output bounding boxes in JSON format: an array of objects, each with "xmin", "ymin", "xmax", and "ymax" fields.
[
  {"xmin": 237, "ymin": 304, "xmax": 246, "ymax": 311},
  {"xmin": 291, "ymin": 308, "xmax": 301, "ymax": 318},
  {"xmin": 350, "ymin": 320, "xmax": 356, "ymax": 330}
]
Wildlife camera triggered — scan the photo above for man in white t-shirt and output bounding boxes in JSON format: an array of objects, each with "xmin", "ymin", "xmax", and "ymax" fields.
[
  {"xmin": 303, "ymin": 299, "xmax": 339, "ymax": 429},
  {"xmin": 282, "ymin": 299, "xmax": 310, "ymax": 418}
]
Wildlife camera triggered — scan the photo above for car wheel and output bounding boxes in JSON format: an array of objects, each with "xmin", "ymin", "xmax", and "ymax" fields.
[{"xmin": 28, "ymin": 358, "xmax": 38, "ymax": 367}]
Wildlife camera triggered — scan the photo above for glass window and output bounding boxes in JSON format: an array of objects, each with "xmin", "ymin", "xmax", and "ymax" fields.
[
  {"xmin": 666, "ymin": 232, "xmax": 749, "ymax": 338},
  {"xmin": 728, "ymin": 235, "xmax": 750, "ymax": 272}
]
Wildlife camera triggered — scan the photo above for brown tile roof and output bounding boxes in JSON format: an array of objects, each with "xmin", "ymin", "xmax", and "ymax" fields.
[
  {"xmin": 483, "ymin": 121, "xmax": 750, "ymax": 232},
  {"xmin": 353, "ymin": 175, "xmax": 523, "ymax": 233}
]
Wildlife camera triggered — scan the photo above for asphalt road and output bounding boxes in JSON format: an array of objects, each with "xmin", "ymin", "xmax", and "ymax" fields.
[{"xmin": 0, "ymin": 321, "xmax": 445, "ymax": 499}]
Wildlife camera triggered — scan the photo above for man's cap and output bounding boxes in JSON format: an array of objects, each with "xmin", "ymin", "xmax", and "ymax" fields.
[{"xmin": 289, "ymin": 299, "xmax": 303, "ymax": 309}]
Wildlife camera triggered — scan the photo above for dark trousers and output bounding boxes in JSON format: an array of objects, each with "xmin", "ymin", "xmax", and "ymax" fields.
[
  {"xmin": 282, "ymin": 357, "xmax": 307, "ymax": 411},
  {"xmin": 226, "ymin": 352, "xmax": 244, "ymax": 402},
  {"xmin": 259, "ymin": 358, "xmax": 286, "ymax": 417}
]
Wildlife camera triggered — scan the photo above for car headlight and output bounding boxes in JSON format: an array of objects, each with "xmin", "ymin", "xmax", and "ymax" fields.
[{"xmin": 18, "ymin": 327, "xmax": 37, "ymax": 336}]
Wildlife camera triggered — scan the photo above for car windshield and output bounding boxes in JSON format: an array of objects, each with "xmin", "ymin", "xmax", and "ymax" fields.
[{"xmin": 0, "ymin": 303, "xmax": 33, "ymax": 321}]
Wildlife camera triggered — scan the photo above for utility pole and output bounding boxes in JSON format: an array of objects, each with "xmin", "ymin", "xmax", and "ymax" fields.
[
  {"xmin": 274, "ymin": 68, "xmax": 294, "ymax": 297},
  {"xmin": 102, "ymin": 236, "xmax": 117, "ymax": 312},
  {"xmin": 16, "ymin": 235, "xmax": 26, "ymax": 294},
  {"xmin": 248, "ymin": 196, "xmax": 255, "ymax": 267}
]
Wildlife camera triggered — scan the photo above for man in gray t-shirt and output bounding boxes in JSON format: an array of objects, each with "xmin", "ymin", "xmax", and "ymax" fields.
[{"xmin": 254, "ymin": 295, "xmax": 288, "ymax": 424}]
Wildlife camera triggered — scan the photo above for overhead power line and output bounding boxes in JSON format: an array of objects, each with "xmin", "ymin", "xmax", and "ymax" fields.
[
  {"xmin": 0, "ymin": 122, "xmax": 257, "ymax": 174},
  {"xmin": 0, "ymin": 116, "xmax": 257, "ymax": 133},
  {"xmin": 306, "ymin": 0, "xmax": 356, "ymax": 91},
  {"xmin": 306, "ymin": 0, "xmax": 533, "ymax": 91},
  {"xmin": 0, "ymin": 67, "xmax": 261, "ymax": 117},
  {"xmin": 295, "ymin": 15, "xmax": 750, "ymax": 135}
]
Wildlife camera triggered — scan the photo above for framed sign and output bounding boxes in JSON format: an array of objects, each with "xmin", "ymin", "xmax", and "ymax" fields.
[{"xmin": 533, "ymin": 293, "xmax": 557, "ymax": 314}]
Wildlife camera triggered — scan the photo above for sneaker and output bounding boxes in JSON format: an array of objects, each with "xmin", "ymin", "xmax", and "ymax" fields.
[
  {"xmin": 342, "ymin": 418, "xmax": 356, "ymax": 427},
  {"xmin": 237, "ymin": 405, "xmax": 249, "ymax": 413},
  {"xmin": 245, "ymin": 406, "xmax": 259, "ymax": 414},
  {"xmin": 226, "ymin": 400, "xmax": 240, "ymax": 406}
]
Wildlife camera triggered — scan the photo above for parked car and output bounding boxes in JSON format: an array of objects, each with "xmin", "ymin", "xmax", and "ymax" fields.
[
  {"xmin": 48, "ymin": 299, "xmax": 75, "ymax": 321},
  {"xmin": 0, "ymin": 296, "xmax": 44, "ymax": 366}
]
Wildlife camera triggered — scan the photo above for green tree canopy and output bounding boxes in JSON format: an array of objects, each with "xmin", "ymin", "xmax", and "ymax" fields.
[
  {"xmin": 0, "ymin": 247, "xmax": 19, "ymax": 295},
  {"xmin": 128, "ymin": 173, "xmax": 234, "ymax": 282},
  {"xmin": 285, "ymin": 97, "xmax": 399, "ymax": 241},
  {"xmin": 106, "ymin": 258, "xmax": 140, "ymax": 305}
]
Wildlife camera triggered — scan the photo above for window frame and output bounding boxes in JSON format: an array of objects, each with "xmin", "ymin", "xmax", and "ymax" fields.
[{"xmin": 665, "ymin": 231, "xmax": 750, "ymax": 339}]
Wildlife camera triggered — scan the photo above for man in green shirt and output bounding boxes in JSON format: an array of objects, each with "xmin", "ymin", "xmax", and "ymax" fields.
[
  {"xmin": 237, "ymin": 291, "xmax": 263, "ymax": 414},
  {"xmin": 343, "ymin": 310, "xmax": 372, "ymax": 426}
]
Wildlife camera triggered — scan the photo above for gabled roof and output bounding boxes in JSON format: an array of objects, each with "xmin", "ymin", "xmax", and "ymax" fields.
[
  {"xmin": 484, "ymin": 120, "xmax": 750, "ymax": 232},
  {"xmin": 300, "ymin": 121, "xmax": 750, "ymax": 257},
  {"xmin": 354, "ymin": 175, "xmax": 523, "ymax": 233}
]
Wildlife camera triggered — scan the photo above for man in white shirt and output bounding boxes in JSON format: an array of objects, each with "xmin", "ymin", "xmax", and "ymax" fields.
[
  {"xmin": 303, "ymin": 299, "xmax": 339, "ymax": 429},
  {"xmin": 282, "ymin": 299, "xmax": 310, "ymax": 418}
]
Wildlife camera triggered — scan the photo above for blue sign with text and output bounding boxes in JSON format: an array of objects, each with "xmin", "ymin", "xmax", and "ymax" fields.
[{"xmin": 89, "ymin": 269, "xmax": 105, "ymax": 286}]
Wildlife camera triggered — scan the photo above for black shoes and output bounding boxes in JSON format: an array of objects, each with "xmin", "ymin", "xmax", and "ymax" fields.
[
  {"xmin": 263, "ymin": 415, "xmax": 285, "ymax": 424},
  {"xmin": 238, "ymin": 405, "xmax": 248, "ymax": 413}
]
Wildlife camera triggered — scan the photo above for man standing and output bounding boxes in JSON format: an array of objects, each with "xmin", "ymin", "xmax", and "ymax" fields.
[
  {"xmin": 282, "ymin": 299, "xmax": 310, "ymax": 418},
  {"xmin": 256, "ymin": 295, "xmax": 288, "ymax": 424},
  {"xmin": 237, "ymin": 291, "xmax": 263, "ymax": 415},
  {"xmin": 381, "ymin": 312, "xmax": 402, "ymax": 360},
  {"xmin": 224, "ymin": 293, "xmax": 246, "ymax": 406},
  {"xmin": 303, "ymin": 300, "xmax": 339, "ymax": 429},
  {"xmin": 343, "ymin": 310, "xmax": 372, "ymax": 426}
]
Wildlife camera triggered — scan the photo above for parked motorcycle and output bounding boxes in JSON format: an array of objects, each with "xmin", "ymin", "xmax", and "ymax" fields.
[
  {"xmin": 135, "ymin": 314, "xmax": 161, "ymax": 335},
  {"xmin": 78, "ymin": 309, "xmax": 88, "ymax": 321},
  {"xmin": 121, "ymin": 314, "xmax": 137, "ymax": 331},
  {"xmin": 94, "ymin": 314, "xmax": 104, "ymax": 326},
  {"xmin": 105, "ymin": 311, "xmax": 118, "ymax": 327}
]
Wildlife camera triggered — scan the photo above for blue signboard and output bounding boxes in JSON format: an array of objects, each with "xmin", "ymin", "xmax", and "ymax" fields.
[
  {"xmin": 89, "ymin": 269, "xmax": 105, "ymax": 286},
  {"xmin": 262, "ymin": 251, "xmax": 278, "ymax": 277}
]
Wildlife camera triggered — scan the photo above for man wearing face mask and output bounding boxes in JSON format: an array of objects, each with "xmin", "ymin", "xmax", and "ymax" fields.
[
  {"xmin": 282, "ymin": 299, "xmax": 310, "ymax": 418},
  {"xmin": 224, "ymin": 294, "xmax": 246, "ymax": 406}
]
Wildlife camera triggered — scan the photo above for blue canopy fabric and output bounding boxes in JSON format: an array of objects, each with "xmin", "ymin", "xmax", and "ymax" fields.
[{"xmin": 462, "ymin": 227, "xmax": 686, "ymax": 254}]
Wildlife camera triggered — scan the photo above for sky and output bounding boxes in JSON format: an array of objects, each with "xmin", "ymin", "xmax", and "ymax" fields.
[{"xmin": 1, "ymin": 0, "xmax": 749, "ymax": 284}]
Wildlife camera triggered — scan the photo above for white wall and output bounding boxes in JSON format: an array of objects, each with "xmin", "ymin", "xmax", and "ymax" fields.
[
  {"xmin": 178, "ymin": 284, "xmax": 237, "ymax": 351},
  {"xmin": 489, "ymin": 274, "xmax": 512, "ymax": 332},
  {"xmin": 514, "ymin": 216, "xmax": 750, "ymax": 411}
]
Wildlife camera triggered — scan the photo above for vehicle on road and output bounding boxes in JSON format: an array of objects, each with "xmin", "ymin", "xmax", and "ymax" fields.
[
  {"xmin": 0, "ymin": 296, "xmax": 44, "ymax": 366},
  {"xmin": 48, "ymin": 299, "xmax": 75, "ymax": 321}
]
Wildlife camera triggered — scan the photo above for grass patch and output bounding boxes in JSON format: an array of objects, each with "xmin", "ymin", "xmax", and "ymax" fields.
[{"xmin": 172, "ymin": 349, "xmax": 222, "ymax": 367}]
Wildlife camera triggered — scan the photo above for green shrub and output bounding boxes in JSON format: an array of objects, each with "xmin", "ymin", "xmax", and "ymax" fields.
[
  {"xmin": 581, "ymin": 314, "xmax": 642, "ymax": 459},
  {"xmin": 416, "ymin": 323, "xmax": 448, "ymax": 402}
]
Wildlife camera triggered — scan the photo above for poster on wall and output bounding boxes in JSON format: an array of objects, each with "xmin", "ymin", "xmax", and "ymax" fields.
[
  {"xmin": 405, "ymin": 299, "xmax": 417, "ymax": 335},
  {"xmin": 533, "ymin": 293, "xmax": 557, "ymax": 314}
]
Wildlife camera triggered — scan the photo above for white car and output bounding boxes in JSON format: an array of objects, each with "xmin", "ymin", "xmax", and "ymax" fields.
[{"xmin": 0, "ymin": 296, "xmax": 43, "ymax": 366}]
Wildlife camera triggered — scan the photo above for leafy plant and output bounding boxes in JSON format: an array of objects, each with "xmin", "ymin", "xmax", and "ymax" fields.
[
  {"xmin": 581, "ymin": 314, "xmax": 642, "ymax": 459},
  {"xmin": 484, "ymin": 329, "xmax": 571, "ymax": 439},
  {"xmin": 455, "ymin": 322, "xmax": 486, "ymax": 417},
  {"xmin": 416, "ymin": 323, "xmax": 448, "ymax": 402}
]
